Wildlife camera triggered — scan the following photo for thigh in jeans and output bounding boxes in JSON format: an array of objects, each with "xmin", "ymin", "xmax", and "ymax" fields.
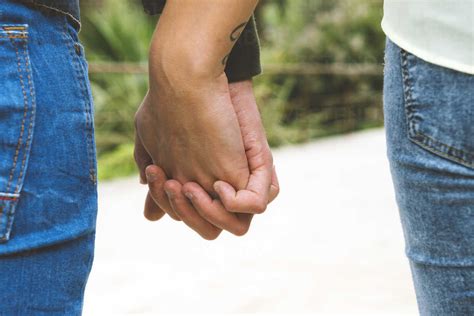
[
  {"xmin": 0, "ymin": 1, "xmax": 97, "ymax": 313},
  {"xmin": 0, "ymin": 232, "xmax": 95, "ymax": 315},
  {"xmin": 383, "ymin": 38, "xmax": 474, "ymax": 315}
]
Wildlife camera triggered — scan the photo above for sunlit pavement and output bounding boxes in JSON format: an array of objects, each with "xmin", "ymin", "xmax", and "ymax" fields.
[{"xmin": 83, "ymin": 128, "xmax": 418, "ymax": 315}]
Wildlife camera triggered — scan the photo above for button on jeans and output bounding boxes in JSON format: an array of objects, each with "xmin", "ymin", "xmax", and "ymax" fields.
[
  {"xmin": 384, "ymin": 38, "xmax": 474, "ymax": 315},
  {"xmin": 0, "ymin": 1, "xmax": 97, "ymax": 314}
]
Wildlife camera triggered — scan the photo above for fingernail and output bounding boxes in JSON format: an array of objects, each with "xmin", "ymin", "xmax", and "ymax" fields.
[
  {"xmin": 213, "ymin": 182, "xmax": 220, "ymax": 193},
  {"xmin": 146, "ymin": 172, "xmax": 156, "ymax": 182},
  {"xmin": 184, "ymin": 192, "xmax": 193, "ymax": 200}
]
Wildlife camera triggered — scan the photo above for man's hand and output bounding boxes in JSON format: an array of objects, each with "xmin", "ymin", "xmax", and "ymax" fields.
[
  {"xmin": 135, "ymin": 0, "xmax": 261, "ymax": 198},
  {"xmin": 133, "ymin": 0, "xmax": 279, "ymax": 238},
  {"xmin": 135, "ymin": 72, "xmax": 250, "ymax": 196},
  {"xmin": 140, "ymin": 80, "xmax": 280, "ymax": 239}
]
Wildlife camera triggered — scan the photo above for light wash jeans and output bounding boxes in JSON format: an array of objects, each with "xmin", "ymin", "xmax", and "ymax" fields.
[
  {"xmin": 0, "ymin": 1, "xmax": 97, "ymax": 314},
  {"xmin": 384, "ymin": 38, "xmax": 473, "ymax": 315}
]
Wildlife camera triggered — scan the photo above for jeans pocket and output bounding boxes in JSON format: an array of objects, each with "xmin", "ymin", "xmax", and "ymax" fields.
[
  {"xmin": 0, "ymin": 24, "xmax": 36, "ymax": 242},
  {"xmin": 400, "ymin": 49, "xmax": 474, "ymax": 169}
]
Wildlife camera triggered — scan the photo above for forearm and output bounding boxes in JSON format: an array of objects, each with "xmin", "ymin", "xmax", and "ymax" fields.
[{"xmin": 149, "ymin": 0, "xmax": 259, "ymax": 84}]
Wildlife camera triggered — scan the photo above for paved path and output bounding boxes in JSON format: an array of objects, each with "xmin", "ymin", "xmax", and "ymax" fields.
[{"xmin": 83, "ymin": 128, "xmax": 418, "ymax": 315}]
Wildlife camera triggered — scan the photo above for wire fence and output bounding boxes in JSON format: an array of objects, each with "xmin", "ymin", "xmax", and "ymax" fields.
[
  {"xmin": 90, "ymin": 61, "xmax": 385, "ymax": 152},
  {"xmin": 88, "ymin": 62, "xmax": 384, "ymax": 76}
]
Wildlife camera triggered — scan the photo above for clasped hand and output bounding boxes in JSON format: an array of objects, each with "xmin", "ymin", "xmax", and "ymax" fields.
[{"xmin": 134, "ymin": 72, "xmax": 279, "ymax": 239}]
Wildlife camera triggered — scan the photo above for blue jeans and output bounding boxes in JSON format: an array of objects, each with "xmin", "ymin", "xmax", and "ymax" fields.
[
  {"xmin": 384, "ymin": 39, "xmax": 474, "ymax": 315},
  {"xmin": 0, "ymin": 1, "xmax": 97, "ymax": 314}
]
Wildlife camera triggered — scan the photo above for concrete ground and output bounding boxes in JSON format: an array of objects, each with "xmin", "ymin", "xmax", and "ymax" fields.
[{"xmin": 83, "ymin": 128, "xmax": 418, "ymax": 315}]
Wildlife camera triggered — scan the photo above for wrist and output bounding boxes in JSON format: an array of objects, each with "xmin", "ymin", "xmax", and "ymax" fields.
[{"xmin": 149, "ymin": 39, "xmax": 224, "ymax": 88}]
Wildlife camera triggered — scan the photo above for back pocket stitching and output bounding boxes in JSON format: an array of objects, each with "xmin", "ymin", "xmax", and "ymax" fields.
[
  {"xmin": 4, "ymin": 33, "xmax": 31, "ymax": 193},
  {"xmin": 0, "ymin": 29, "xmax": 35, "ymax": 242},
  {"xmin": 14, "ymin": 36, "xmax": 36, "ymax": 194},
  {"xmin": 400, "ymin": 49, "xmax": 473, "ymax": 169}
]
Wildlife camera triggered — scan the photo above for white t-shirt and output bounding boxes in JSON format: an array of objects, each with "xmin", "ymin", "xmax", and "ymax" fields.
[{"xmin": 381, "ymin": 0, "xmax": 474, "ymax": 74}]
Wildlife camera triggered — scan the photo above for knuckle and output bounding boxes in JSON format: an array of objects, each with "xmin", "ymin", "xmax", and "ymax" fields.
[
  {"xmin": 226, "ymin": 201, "xmax": 239, "ymax": 213},
  {"xmin": 252, "ymin": 200, "xmax": 267, "ymax": 214},
  {"xmin": 163, "ymin": 182, "xmax": 176, "ymax": 194},
  {"xmin": 233, "ymin": 224, "xmax": 250, "ymax": 237},
  {"xmin": 162, "ymin": 180, "xmax": 171, "ymax": 190}
]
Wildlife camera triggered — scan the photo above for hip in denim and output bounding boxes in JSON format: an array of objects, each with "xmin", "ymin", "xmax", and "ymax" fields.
[
  {"xmin": 384, "ymin": 38, "xmax": 473, "ymax": 315},
  {"xmin": 0, "ymin": 0, "xmax": 98, "ymax": 254}
]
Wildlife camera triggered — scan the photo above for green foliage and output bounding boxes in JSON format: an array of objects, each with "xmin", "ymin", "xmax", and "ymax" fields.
[
  {"xmin": 80, "ymin": 0, "xmax": 385, "ymax": 180},
  {"xmin": 260, "ymin": 0, "xmax": 384, "ymax": 64},
  {"xmin": 80, "ymin": 0, "xmax": 156, "ymax": 62},
  {"xmin": 255, "ymin": 0, "xmax": 385, "ymax": 146},
  {"xmin": 80, "ymin": 0, "xmax": 155, "ymax": 156},
  {"xmin": 89, "ymin": 74, "xmax": 147, "ymax": 153},
  {"xmin": 97, "ymin": 143, "xmax": 137, "ymax": 180}
]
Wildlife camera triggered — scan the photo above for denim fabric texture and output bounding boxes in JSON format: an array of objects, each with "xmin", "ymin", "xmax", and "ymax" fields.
[
  {"xmin": 0, "ymin": 1, "xmax": 97, "ymax": 313},
  {"xmin": 384, "ymin": 38, "xmax": 474, "ymax": 315},
  {"xmin": 0, "ymin": 232, "xmax": 95, "ymax": 315},
  {"xmin": 0, "ymin": 1, "xmax": 98, "ymax": 254}
]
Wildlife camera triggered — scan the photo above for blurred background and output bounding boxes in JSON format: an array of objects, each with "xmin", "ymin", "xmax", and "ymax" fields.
[
  {"xmin": 78, "ymin": 0, "xmax": 418, "ymax": 314},
  {"xmin": 79, "ymin": 0, "xmax": 385, "ymax": 180}
]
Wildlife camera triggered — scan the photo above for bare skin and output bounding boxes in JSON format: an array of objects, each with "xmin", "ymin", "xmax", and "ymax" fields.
[
  {"xmin": 135, "ymin": 73, "xmax": 250, "ymax": 197},
  {"xmin": 134, "ymin": 0, "xmax": 280, "ymax": 239},
  {"xmin": 141, "ymin": 80, "xmax": 280, "ymax": 239}
]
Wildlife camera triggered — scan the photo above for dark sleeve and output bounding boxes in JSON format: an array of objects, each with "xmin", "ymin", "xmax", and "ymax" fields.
[
  {"xmin": 141, "ymin": 0, "xmax": 166, "ymax": 15},
  {"xmin": 141, "ymin": 0, "xmax": 262, "ymax": 82}
]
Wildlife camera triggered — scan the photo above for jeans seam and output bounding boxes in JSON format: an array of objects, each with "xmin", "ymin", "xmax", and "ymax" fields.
[
  {"xmin": 15, "ymin": 2, "xmax": 81, "ymax": 31},
  {"xmin": 400, "ymin": 49, "xmax": 473, "ymax": 169},
  {"xmin": 410, "ymin": 132, "xmax": 473, "ymax": 169},
  {"xmin": 62, "ymin": 22, "xmax": 97, "ymax": 184},
  {"xmin": 4, "ymin": 34, "xmax": 29, "ymax": 194},
  {"xmin": 14, "ymin": 33, "xmax": 36, "ymax": 194}
]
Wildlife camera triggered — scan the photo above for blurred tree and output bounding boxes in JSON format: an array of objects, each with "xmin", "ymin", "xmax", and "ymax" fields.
[
  {"xmin": 256, "ymin": 0, "xmax": 385, "ymax": 146},
  {"xmin": 80, "ymin": 0, "xmax": 156, "ymax": 155},
  {"xmin": 79, "ymin": 0, "xmax": 385, "ymax": 179}
]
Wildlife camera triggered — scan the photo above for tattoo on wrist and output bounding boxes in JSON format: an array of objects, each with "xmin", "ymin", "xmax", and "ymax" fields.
[
  {"xmin": 222, "ymin": 54, "xmax": 230, "ymax": 66},
  {"xmin": 230, "ymin": 22, "xmax": 247, "ymax": 42},
  {"xmin": 222, "ymin": 21, "xmax": 247, "ymax": 66}
]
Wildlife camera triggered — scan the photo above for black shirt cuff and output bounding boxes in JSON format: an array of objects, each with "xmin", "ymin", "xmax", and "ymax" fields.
[{"xmin": 225, "ymin": 16, "xmax": 262, "ymax": 82}]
